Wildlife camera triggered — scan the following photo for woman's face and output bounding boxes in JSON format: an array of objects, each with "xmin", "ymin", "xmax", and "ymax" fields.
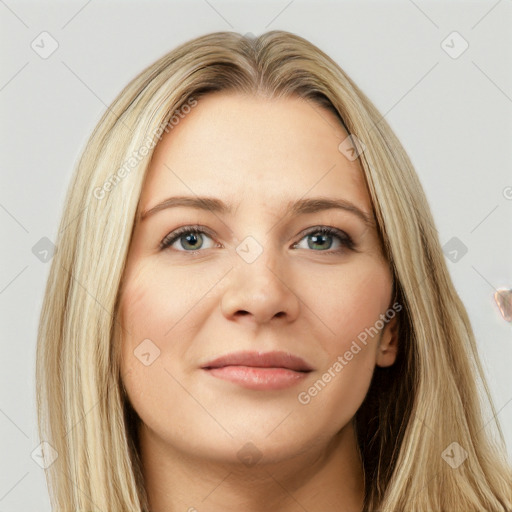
[{"xmin": 118, "ymin": 92, "xmax": 397, "ymax": 466}]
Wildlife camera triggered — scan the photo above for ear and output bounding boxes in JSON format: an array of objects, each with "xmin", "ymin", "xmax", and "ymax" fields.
[{"xmin": 375, "ymin": 315, "xmax": 399, "ymax": 368}]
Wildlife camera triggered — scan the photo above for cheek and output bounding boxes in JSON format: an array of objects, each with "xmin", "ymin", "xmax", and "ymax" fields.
[
  {"xmin": 117, "ymin": 261, "xmax": 222, "ymax": 424},
  {"xmin": 119, "ymin": 260, "xmax": 207, "ymax": 343},
  {"xmin": 305, "ymin": 255, "xmax": 392, "ymax": 352},
  {"xmin": 294, "ymin": 258, "xmax": 391, "ymax": 417},
  {"xmin": 118, "ymin": 266, "xmax": 180, "ymax": 431}
]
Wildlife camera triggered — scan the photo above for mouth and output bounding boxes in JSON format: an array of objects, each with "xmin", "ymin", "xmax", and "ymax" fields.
[{"xmin": 201, "ymin": 350, "xmax": 314, "ymax": 390}]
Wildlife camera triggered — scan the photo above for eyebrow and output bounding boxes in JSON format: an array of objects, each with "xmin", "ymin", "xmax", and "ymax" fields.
[{"xmin": 139, "ymin": 195, "xmax": 375, "ymax": 228}]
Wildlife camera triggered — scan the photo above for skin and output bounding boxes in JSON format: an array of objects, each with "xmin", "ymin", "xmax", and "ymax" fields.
[{"xmin": 118, "ymin": 92, "xmax": 399, "ymax": 512}]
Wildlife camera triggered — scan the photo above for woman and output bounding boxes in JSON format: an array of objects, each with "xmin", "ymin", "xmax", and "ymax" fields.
[{"xmin": 36, "ymin": 30, "xmax": 512, "ymax": 511}]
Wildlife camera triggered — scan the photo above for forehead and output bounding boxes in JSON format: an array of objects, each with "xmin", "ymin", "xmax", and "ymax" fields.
[{"xmin": 139, "ymin": 92, "xmax": 371, "ymax": 217}]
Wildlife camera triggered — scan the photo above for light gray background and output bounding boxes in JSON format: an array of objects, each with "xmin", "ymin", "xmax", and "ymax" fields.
[{"xmin": 1, "ymin": 0, "xmax": 511, "ymax": 510}]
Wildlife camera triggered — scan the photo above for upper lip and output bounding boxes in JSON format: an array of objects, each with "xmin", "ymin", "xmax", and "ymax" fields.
[{"xmin": 201, "ymin": 350, "xmax": 314, "ymax": 372}]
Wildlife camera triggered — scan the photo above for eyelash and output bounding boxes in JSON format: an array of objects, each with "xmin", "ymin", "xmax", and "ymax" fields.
[{"xmin": 159, "ymin": 224, "xmax": 356, "ymax": 254}]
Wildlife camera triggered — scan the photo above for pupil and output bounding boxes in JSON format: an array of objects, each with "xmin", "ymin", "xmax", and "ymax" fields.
[
  {"xmin": 310, "ymin": 233, "xmax": 330, "ymax": 249},
  {"xmin": 185, "ymin": 233, "xmax": 200, "ymax": 248}
]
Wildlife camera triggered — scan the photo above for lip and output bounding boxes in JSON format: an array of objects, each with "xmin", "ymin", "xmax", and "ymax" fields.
[
  {"xmin": 201, "ymin": 350, "xmax": 314, "ymax": 372},
  {"xmin": 201, "ymin": 350, "xmax": 314, "ymax": 390}
]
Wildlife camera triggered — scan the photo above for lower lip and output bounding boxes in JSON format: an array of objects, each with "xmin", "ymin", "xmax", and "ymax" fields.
[{"xmin": 203, "ymin": 366, "xmax": 311, "ymax": 390}]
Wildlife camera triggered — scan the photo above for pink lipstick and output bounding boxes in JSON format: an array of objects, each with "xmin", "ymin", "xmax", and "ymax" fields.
[{"xmin": 201, "ymin": 350, "xmax": 313, "ymax": 390}]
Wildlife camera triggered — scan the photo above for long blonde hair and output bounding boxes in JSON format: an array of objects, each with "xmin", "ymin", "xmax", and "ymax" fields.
[{"xmin": 36, "ymin": 30, "xmax": 512, "ymax": 511}]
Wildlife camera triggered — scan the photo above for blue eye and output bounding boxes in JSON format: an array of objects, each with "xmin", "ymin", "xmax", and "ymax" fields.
[
  {"xmin": 160, "ymin": 225, "xmax": 355, "ymax": 254},
  {"xmin": 293, "ymin": 226, "xmax": 355, "ymax": 252},
  {"xmin": 160, "ymin": 225, "xmax": 216, "ymax": 252}
]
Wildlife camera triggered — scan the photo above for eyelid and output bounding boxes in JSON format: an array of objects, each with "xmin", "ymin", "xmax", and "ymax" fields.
[
  {"xmin": 160, "ymin": 224, "xmax": 356, "ymax": 253},
  {"xmin": 293, "ymin": 225, "xmax": 356, "ymax": 252},
  {"xmin": 159, "ymin": 224, "xmax": 217, "ymax": 251}
]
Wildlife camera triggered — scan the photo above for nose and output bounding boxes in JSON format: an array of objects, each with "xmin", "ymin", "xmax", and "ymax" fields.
[{"xmin": 220, "ymin": 249, "xmax": 300, "ymax": 325}]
